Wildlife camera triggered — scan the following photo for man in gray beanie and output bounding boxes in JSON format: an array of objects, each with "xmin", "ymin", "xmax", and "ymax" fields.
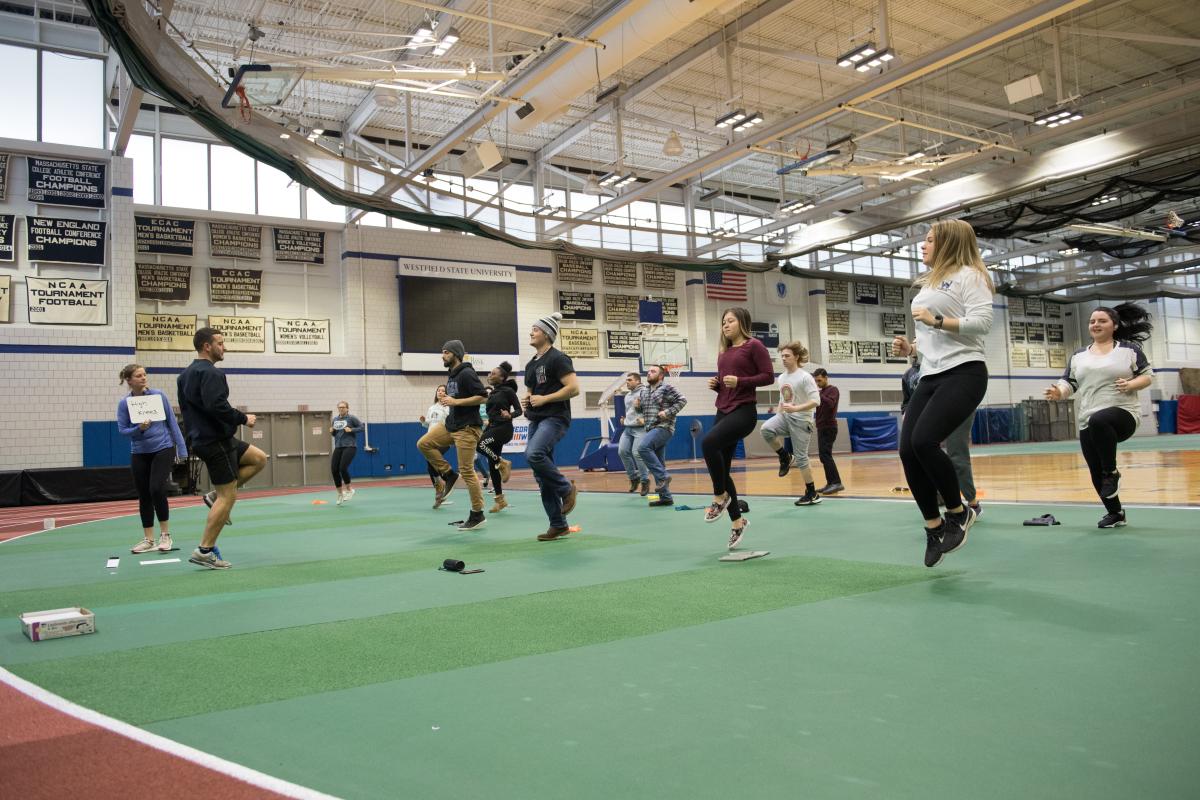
[{"xmin": 418, "ymin": 339, "xmax": 489, "ymax": 530}]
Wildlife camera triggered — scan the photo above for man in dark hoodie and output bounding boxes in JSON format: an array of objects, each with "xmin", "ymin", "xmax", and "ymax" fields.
[
  {"xmin": 418, "ymin": 340, "xmax": 489, "ymax": 530},
  {"xmin": 477, "ymin": 361, "xmax": 522, "ymax": 513},
  {"xmin": 177, "ymin": 327, "xmax": 268, "ymax": 569}
]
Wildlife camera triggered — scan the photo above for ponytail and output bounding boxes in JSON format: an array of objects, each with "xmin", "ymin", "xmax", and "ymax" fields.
[
  {"xmin": 118, "ymin": 363, "xmax": 143, "ymax": 385},
  {"xmin": 497, "ymin": 360, "xmax": 513, "ymax": 377},
  {"xmin": 1096, "ymin": 303, "xmax": 1153, "ymax": 344}
]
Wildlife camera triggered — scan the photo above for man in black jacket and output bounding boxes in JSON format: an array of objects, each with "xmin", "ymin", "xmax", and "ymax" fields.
[
  {"xmin": 178, "ymin": 327, "xmax": 268, "ymax": 569},
  {"xmin": 418, "ymin": 340, "xmax": 489, "ymax": 530}
]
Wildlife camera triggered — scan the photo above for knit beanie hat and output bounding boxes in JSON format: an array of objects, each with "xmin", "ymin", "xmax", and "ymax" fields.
[
  {"xmin": 533, "ymin": 312, "xmax": 563, "ymax": 343},
  {"xmin": 442, "ymin": 339, "xmax": 466, "ymax": 360}
]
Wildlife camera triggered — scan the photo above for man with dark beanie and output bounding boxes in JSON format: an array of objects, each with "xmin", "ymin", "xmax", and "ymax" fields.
[
  {"xmin": 418, "ymin": 339, "xmax": 489, "ymax": 530},
  {"xmin": 522, "ymin": 312, "xmax": 581, "ymax": 541}
]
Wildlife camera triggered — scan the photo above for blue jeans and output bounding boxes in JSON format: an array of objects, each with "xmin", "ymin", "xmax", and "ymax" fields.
[
  {"xmin": 636, "ymin": 426, "xmax": 673, "ymax": 494},
  {"xmin": 618, "ymin": 426, "xmax": 647, "ymax": 481},
  {"xmin": 526, "ymin": 416, "xmax": 571, "ymax": 528}
]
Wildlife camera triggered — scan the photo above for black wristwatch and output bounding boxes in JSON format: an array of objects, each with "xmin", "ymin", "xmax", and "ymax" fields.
[{"xmin": 934, "ymin": 315, "xmax": 945, "ymax": 329}]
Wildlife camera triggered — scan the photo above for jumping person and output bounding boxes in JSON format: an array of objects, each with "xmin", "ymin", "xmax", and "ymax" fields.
[
  {"xmin": 523, "ymin": 312, "xmax": 581, "ymax": 541},
  {"xmin": 703, "ymin": 307, "xmax": 774, "ymax": 549},
  {"xmin": 637, "ymin": 365, "xmax": 687, "ymax": 508},
  {"xmin": 1046, "ymin": 303, "xmax": 1153, "ymax": 528},
  {"xmin": 329, "ymin": 401, "xmax": 363, "ymax": 505},
  {"xmin": 178, "ymin": 327, "xmax": 268, "ymax": 569},
  {"xmin": 117, "ymin": 364, "xmax": 187, "ymax": 554},
  {"xmin": 760, "ymin": 342, "xmax": 822, "ymax": 506},
  {"xmin": 617, "ymin": 372, "xmax": 650, "ymax": 495},
  {"xmin": 891, "ymin": 220, "xmax": 994, "ymax": 568},
  {"xmin": 812, "ymin": 369, "xmax": 844, "ymax": 494},
  {"xmin": 478, "ymin": 361, "xmax": 522, "ymax": 513},
  {"xmin": 902, "ymin": 357, "xmax": 982, "ymax": 518},
  {"xmin": 418, "ymin": 341, "xmax": 488, "ymax": 530},
  {"xmin": 419, "ymin": 385, "xmax": 451, "ymax": 504}
]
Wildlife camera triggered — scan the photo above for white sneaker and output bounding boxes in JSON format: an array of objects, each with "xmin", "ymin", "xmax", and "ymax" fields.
[
  {"xmin": 131, "ymin": 538, "xmax": 155, "ymax": 554},
  {"xmin": 345, "ymin": 488, "xmax": 355, "ymax": 502},
  {"xmin": 157, "ymin": 533, "xmax": 173, "ymax": 552},
  {"xmin": 336, "ymin": 492, "xmax": 345, "ymax": 506}
]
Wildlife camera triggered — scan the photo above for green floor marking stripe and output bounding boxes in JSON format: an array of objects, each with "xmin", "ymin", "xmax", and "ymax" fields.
[
  {"xmin": 11, "ymin": 556, "xmax": 940, "ymax": 724},
  {"xmin": 0, "ymin": 535, "xmax": 632, "ymax": 617}
]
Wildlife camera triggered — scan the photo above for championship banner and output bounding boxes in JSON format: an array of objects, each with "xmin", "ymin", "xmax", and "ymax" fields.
[
  {"xmin": 644, "ymin": 295, "xmax": 679, "ymax": 325},
  {"xmin": 0, "ymin": 213, "xmax": 15, "ymax": 261},
  {"xmin": 136, "ymin": 216, "xmax": 195, "ymax": 255},
  {"xmin": 273, "ymin": 227, "xmax": 325, "ymax": 264},
  {"xmin": 136, "ymin": 262, "xmax": 191, "ymax": 301},
  {"xmin": 209, "ymin": 221, "xmax": 262, "ymax": 259},
  {"xmin": 0, "ymin": 275, "xmax": 10, "ymax": 323},
  {"xmin": 1010, "ymin": 345, "xmax": 1029, "ymax": 367},
  {"xmin": 606, "ymin": 329, "xmax": 641, "ymax": 359},
  {"xmin": 209, "ymin": 268, "xmax": 262, "ymax": 304},
  {"xmin": 604, "ymin": 293, "xmax": 639, "ymax": 324},
  {"xmin": 209, "ymin": 315, "xmax": 266, "ymax": 352},
  {"xmin": 1027, "ymin": 347, "xmax": 1049, "ymax": 368},
  {"xmin": 274, "ymin": 317, "xmax": 330, "ymax": 353},
  {"xmin": 503, "ymin": 419, "xmax": 529, "ymax": 454},
  {"xmin": 27, "ymin": 158, "xmax": 106, "ymax": 208},
  {"xmin": 1048, "ymin": 346, "xmax": 1067, "ymax": 369},
  {"xmin": 642, "ymin": 263, "xmax": 676, "ymax": 290},
  {"xmin": 0, "ymin": 153, "xmax": 9, "ymax": 201},
  {"xmin": 854, "ymin": 283, "xmax": 880, "ymax": 306},
  {"xmin": 882, "ymin": 284, "xmax": 905, "ymax": 307},
  {"xmin": 26, "ymin": 277, "xmax": 108, "ymax": 325},
  {"xmin": 828, "ymin": 339, "xmax": 854, "ymax": 363},
  {"xmin": 397, "ymin": 257, "xmax": 515, "ymax": 283},
  {"xmin": 855, "ymin": 340, "xmax": 883, "ymax": 363},
  {"xmin": 826, "ymin": 308, "xmax": 850, "ymax": 336},
  {"xmin": 882, "ymin": 312, "xmax": 907, "ymax": 337},
  {"xmin": 26, "ymin": 216, "xmax": 106, "ymax": 265},
  {"xmin": 135, "ymin": 313, "xmax": 196, "ymax": 351},
  {"xmin": 558, "ymin": 328, "xmax": 599, "ymax": 358},
  {"xmin": 555, "ymin": 252, "xmax": 593, "ymax": 283},
  {"xmin": 558, "ymin": 290, "xmax": 596, "ymax": 321},
  {"xmin": 824, "ymin": 279, "xmax": 849, "ymax": 304},
  {"xmin": 601, "ymin": 260, "xmax": 637, "ymax": 287}
]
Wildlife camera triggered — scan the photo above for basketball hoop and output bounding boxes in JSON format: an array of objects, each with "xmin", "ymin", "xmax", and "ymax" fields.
[{"xmin": 664, "ymin": 363, "xmax": 686, "ymax": 378}]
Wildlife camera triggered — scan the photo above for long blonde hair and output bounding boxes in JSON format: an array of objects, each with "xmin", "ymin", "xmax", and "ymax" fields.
[
  {"xmin": 718, "ymin": 306, "xmax": 754, "ymax": 353},
  {"xmin": 916, "ymin": 220, "xmax": 995, "ymax": 292}
]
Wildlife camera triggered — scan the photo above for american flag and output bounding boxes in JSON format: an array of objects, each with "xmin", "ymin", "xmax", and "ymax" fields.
[{"xmin": 705, "ymin": 270, "xmax": 748, "ymax": 302}]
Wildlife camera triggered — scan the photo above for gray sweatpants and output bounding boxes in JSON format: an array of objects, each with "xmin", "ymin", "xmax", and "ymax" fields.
[
  {"xmin": 761, "ymin": 413, "xmax": 815, "ymax": 469},
  {"xmin": 943, "ymin": 410, "xmax": 976, "ymax": 503}
]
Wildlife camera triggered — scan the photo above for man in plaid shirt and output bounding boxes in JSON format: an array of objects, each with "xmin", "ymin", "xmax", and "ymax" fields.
[{"xmin": 635, "ymin": 364, "xmax": 688, "ymax": 507}]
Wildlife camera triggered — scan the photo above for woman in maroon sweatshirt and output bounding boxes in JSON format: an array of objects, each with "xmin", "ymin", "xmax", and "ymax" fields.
[{"xmin": 704, "ymin": 306, "xmax": 775, "ymax": 549}]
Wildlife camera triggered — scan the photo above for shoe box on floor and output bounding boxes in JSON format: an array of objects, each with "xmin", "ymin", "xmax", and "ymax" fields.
[{"xmin": 20, "ymin": 607, "xmax": 96, "ymax": 642}]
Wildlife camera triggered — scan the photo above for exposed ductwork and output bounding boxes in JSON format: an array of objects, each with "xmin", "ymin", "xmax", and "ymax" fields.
[{"xmin": 505, "ymin": 0, "xmax": 727, "ymax": 134}]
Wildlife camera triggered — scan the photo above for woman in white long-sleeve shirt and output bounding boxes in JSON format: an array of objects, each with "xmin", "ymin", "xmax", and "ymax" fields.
[
  {"xmin": 891, "ymin": 220, "xmax": 994, "ymax": 567},
  {"xmin": 420, "ymin": 385, "xmax": 451, "ymax": 500},
  {"xmin": 1046, "ymin": 303, "xmax": 1153, "ymax": 528}
]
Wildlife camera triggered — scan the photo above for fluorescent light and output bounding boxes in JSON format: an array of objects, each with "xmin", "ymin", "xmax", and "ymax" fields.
[
  {"xmin": 614, "ymin": 173, "xmax": 637, "ymax": 189},
  {"xmin": 412, "ymin": 25, "xmax": 435, "ymax": 45},
  {"xmin": 859, "ymin": 48, "xmax": 894, "ymax": 70},
  {"xmin": 1035, "ymin": 108, "xmax": 1084, "ymax": 126},
  {"xmin": 779, "ymin": 198, "xmax": 814, "ymax": 215},
  {"xmin": 599, "ymin": 172, "xmax": 622, "ymax": 187},
  {"xmin": 1059, "ymin": 247, "xmax": 1081, "ymax": 256},
  {"xmin": 837, "ymin": 42, "xmax": 876, "ymax": 67},
  {"xmin": 279, "ymin": 131, "xmax": 290, "ymax": 139},
  {"xmin": 432, "ymin": 27, "xmax": 460, "ymax": 56},
  {"xmin": 715, "ymin": 109, "xmax": 748, "ymax": 129},
  {"xmin": 732, "ymin": 112, "xmax": 763, "ymax": 132},
  {"xmin": 699, "ymin": 188, "xmax": 721, "ymax": 201}
]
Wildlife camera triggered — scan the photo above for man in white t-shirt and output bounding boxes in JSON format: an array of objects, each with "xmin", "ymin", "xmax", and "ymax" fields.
[{"xmin": 760, "ymin": 341, "xmax": 823, "ymax": 506}]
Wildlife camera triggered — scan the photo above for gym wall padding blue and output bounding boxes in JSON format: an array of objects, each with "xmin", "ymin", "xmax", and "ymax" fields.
[{"xmin": 849, "ymin": 416, "xmax": 899, "ymax": 452}]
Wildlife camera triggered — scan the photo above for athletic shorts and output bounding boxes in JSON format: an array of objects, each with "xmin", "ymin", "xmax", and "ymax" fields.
[{"xmin": 194, "ymin": 437, "xmax": 250, "ymax": 486}]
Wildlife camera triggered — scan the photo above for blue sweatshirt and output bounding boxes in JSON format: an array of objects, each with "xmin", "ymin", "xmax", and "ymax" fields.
[
  {"xmin": 331, "ymin": 414, "xmax": 363, "ymax": 448},
  {"xmin": 116, "ymin": 388, "xmax": 188, "ymax": 457}
]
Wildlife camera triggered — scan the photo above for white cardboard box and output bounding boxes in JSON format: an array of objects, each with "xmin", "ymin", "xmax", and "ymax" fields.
[{"xmin": 20, "ymin": 607, "xmax": 96, "ymax": 642}]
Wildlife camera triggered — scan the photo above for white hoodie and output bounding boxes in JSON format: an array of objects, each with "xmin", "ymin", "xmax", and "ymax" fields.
[{"xmin": 912, "ymin": 267, "xmax": 994, "ymax": 377}]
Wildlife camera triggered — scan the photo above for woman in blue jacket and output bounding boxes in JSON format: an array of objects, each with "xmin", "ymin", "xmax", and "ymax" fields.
[{"xmin": 117, "ymin": 364, "xmax": 187, "ymax": 553}]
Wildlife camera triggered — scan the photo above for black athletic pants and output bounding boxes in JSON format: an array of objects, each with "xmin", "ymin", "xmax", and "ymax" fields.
[
  {"xmin": 899, "ymin": 361, "xmax": 988, "ymax": 521},
  {"xmin": 1079, "ymin": 407, "xmax": 1135, "ymax": 513},
  {"xmin": 701, "ymin": 403, "xmax": 758, "ymax": 523},
  {"xmin": 131, "ymin": 447, "xmax": 174, "ymax": 529},
  {"xmin": 478, "ymin": 421, "xmax": 514, "ymax": 495},
  {"xmin": 817, "ymin": 426, "xmax": 841, "ymax": 485},
  {"xmin": 331, "ymin": 446, "xmax": 357, "ymax": 488}
]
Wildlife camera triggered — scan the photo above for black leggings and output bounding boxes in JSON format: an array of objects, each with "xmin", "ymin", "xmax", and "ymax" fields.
[
  {"xmin": 331, "ymin": 446, "xmax": 357, "ymax": 488},
  {"xmin": 131, "ymin": 447, "xmax": 174, "ymax": 529},
  {"xmin": 899, "ymin": 361, "xmax": 988, "ymax": 521},
  {"xmin": 1079, "ymin": 407, "xmax": 1136, "ymax": 513},
  {"xmin": 478, "ymin": 422, "xmax": 514, "ymax": 495},
  {"xmin": 701, "ymin": 403, "xmax": 758, "ymax": 522}
]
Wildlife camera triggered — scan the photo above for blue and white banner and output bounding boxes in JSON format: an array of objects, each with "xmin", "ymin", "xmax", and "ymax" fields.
[
  {"xmin": 398, "ymin": 258, "xmax": 516, "ymax": 283},
  {"xmin": 502, "ymin": 419, "xmax": 529, "ymax": 454},
  {"xmin": 26, "ymin": 276, "xmax": 108, "ymax": 325}
]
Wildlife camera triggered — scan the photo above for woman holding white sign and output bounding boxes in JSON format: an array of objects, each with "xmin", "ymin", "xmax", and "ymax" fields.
[{"xmin": 117, "ymin": 364, "xmax": 187, "ymax": 554}]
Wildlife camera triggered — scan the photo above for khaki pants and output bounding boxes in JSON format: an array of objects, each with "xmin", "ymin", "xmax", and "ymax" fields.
[{"xmin": 418, "ymin": 424, "xmax": 484, "ymax": 512}]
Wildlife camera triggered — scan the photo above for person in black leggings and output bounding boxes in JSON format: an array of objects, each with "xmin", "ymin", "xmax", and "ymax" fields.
[
  {"xmin": 330, "ymin": 401, "xmax": 363, "ymax": 505},
  {"xmin": 477, "ymin": 361, "xmax": 522, "ymax": 513},
  {"xmin": 420, "ymin": 385, "xmax": 451, "ymax": 502},
  {"xmin": 702, "ymin": 307, "xmax": 775, "ymax": 551}
]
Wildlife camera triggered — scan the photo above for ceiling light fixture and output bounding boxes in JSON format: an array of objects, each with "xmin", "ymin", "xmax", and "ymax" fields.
[
  {"xmin": 778, "ymin": 198, "xmax": 815, "ymax": 215},
  {"xmin": 584, "ymin": 174, "xmax": 605, "ymax": 195},
  {"xmin": 1066, "ymin": 223, "xmax": 1166, "ymax": 242},
  {"xmin": 515, "ymin": 102, "xmax": 536, "ymax": 120},
  {"xmin": 715, "ymin": 109, "xmax": 748, "ymax": 129},
  {"xmin": 854, "ymin": 48, "xmax": 894, "ymax": 72},
  {"xmin": 699, "ymin": 187, "xmax": 722, "ymax": 202},
  {"xmin": 432, "ymin": 27, "xmax": 460, "ymax": 56},
  {"xmin": 598, "ymin": 172, "xmax": 622, "ymax": 188},
  {"xmin": 663, "ymin": 130, "xmax": 684, "ymax": 157},
  {"xmin": 837, "ymin": 43, "xmax": 876, "ymax": 68},
  {"xmin": 1034, "ymin": 108, "xmax": 1084, "ymax": 127},
  {"xmin": 614, "ymin": 173, "xmax": 637, "ymax": 189},
  {"xmin": 732, "ymin": 112, "xmax": 763, "ymax": 132},
  {"xmin": 412, "ymin": 24, "xmax": 436, "ymax": 47}
]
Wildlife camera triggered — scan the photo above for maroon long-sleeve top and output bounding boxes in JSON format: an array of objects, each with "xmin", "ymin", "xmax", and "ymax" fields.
[{"xmin": 713, "ymin": 338, "xmax": 775, "ymax": 413}]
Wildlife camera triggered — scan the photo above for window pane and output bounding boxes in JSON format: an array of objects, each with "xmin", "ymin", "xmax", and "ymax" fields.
[
  {"xmin": 502, "ymin": 183, "xmax": 536, "ymax": 239},
  {"xmin": 41, "ymin": 51, "xmax": 103, "ymax": 148},
  {"xmin": 126, "ymin": 133, "xmax": 155, "ymax": 205},
  {"xmin": 0, "ymin": 45, "xmax": 36, "ymax": 141},
  {"xmin": 428, "ymin": 172, "xmax": 464, "ymax": 218},
  {"xmin": 630, "ymin": 201, "xmax": 659, "ymax": 252},
  {"xmin": 210, "ymin": 145, "xmax": 256, "ymax": 214},
  {"xmin": 257, "ymin": 162, "xmax": 300, "ymax": 218},
  {"xmin": 306, "ymin": 187, "xmax": 345, "ymax": 222},
  {"xmin": 356, "ymin": 168, "xmax": 391, "ymax": 227},
  {"xmin": 465, "ymin": 177, "xmax": 499, "ymax": 229},
  {"xmin": 161, "ymin": 139, "xmax": 209, "ymax": 209}
]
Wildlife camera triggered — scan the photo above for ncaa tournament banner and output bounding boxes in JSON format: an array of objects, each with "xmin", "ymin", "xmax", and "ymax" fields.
[
  {"xmin": 27, "ymin": 158, "xmax": 107, "ymax": 208},
  {"xmin": 0, "ymin": 213, "xmax": 15, "ymax": 261},
  {"xmin": 26, "ymin": 277, "xmax": 108, "ymax": 325},
  {"xmin": 274, "ymin": 317, "xmax": 330, "ymax": 354},
  {"xmin": 136, "ymin": 216, "xmax": 195, "ymax": 255},
  {"xmin": 0, "ymin": 275, "xmax": 10, "ymax": 323},
  {"xmin": 0, "ymin": 153, "xmax": 9, "ymax": 201},
  {"xmin": 503, "ymin": 419, "xmax": 529, "ymax": 454},
  {"xmin": 26, "ymin": 216, "xmax": 106, "ymax": 265},
  {"xmin": 209, "ymin": 315, "xmax": 266, "ymax": 352},
  {"xmin": 397, "ymin": 257, "xmax": 515, "ymax": 283},
  {"xmin": 273, "ymin": 227, "xmax": 325, "ymax": 264},
  {"xmin": 136, "ymin": 313, "xmax": 197, "ymax": 350}
]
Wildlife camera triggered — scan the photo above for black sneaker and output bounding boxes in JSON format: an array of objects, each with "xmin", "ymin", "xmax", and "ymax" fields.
[
  {"xmin": 1097, "ymin": 510, "xmax": 1127, "ymax": 528},
  {"xmin": 969, "ymin": 502, "xmax": 983, "ymax": 520},
  {"xmin": 1100, "ymin": 471, "xmax": 1121, "ymax": 499},
  {"xmin": 793, "ymin": 492, "xmax": 822, "ymax": 506},
  {"xmin": 648, "ymin": 496, "xmax": 673, "ymax": 507},
  {"xmin": 627, "ymin": 478, "xmax": 639, "ymax": 493},
  {"xmin": 818, "ymin": 483, "xmax": 845, "ymax": 495},
  {"xmin": 203, "ymin": 489, "xmax": 232, "ymax": 525},
  {"xmin": 777, "ymin": 451, "xmax": 792, "ymax": 478},
  {"xmin": 434, "ymin": 471, "xmax": 459, "ymax": 508},
  {"xmin": 457, "ymin": 511, "xmax": 487, "ymax": 531},
  {"xmin": 924, "ymin": 527, "xmax": 945, "ymax": 567},
  {"xmin": 939, "ymin": 506, "xmax": 976, "ymax": 555}
]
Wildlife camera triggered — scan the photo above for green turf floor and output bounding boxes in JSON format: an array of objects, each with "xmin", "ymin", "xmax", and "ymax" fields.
[{"xmin": 2, "ymin": 487, "xmax": 1198, "ymax": 799}]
